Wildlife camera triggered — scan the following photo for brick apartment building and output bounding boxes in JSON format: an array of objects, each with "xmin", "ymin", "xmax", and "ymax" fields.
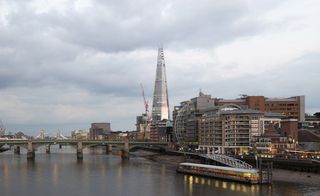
[{"xmin": 216, "ymin": 95, "xmax": 305, "ymax": 122}]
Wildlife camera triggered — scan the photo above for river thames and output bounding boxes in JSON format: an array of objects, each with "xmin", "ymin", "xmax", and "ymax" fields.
[{"xmin": 0, "ymin": 146, "xmax": 319, "ymax": 196}]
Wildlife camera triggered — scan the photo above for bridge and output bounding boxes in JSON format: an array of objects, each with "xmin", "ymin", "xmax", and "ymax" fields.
[
  {"xmin": 200, "ymin": 154, "xmax": 253, "ymax": 170},
  {"xmin": 0, "ymin": 139, "xmax": 168, "ymax": 160}
]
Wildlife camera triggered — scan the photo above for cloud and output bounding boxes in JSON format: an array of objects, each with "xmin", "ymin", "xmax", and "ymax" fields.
[
  {"xmin": 1, "ymin": 0, "xmax": 277, "ymax": 51},
  {"xmin": 0, "ymin": 0, "xmax": 319, "ymax": 134}
]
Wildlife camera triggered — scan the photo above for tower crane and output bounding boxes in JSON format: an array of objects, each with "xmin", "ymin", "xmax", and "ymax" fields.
[
  {"xmin": 140, "ymin": 83, "xmax": 151, "ymax": 121},
  {"xmin": 0, "ymin": 119, "xmax": 6, "ymax": 136}
]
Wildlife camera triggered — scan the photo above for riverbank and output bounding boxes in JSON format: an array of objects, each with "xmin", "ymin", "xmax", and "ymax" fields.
[
  {"xmin": 131, "ymin": 150, "xmax": 184, "ymax": 168},
  {"xmin": 133, "ymin": 150, "xmax": 320, "ymax": 186},
  {"xmin": 272, "ymin": 168, "xmax": 320, "ymax": 186}
]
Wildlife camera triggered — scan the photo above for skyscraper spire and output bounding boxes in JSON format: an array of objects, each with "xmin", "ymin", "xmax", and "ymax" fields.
[{"xmin": 151, "ymin": 48, "xmax": 170, "ymax": 122}]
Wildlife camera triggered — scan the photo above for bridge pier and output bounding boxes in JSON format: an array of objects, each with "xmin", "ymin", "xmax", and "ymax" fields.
[
  {"xmin": 77, "ymin": 142, "xmax": 83, "ymax": 160},
  {"xmin": 121, "ymin": 149, "xmax": 129, "ymax": 160},
  {"xmin": 46, "ymin": 144, "xmax": 51, "ymax": 154},
  {"xmin": 121, "ymin": 138, "xmax": 129, "ymax": 160},
  {"xmin": 106, "ymin": 144, "xmax": 112, "ymax": 154},
  {"xmin": 14, "ymin": 145, "xmax": 20, "ymax": 154},
  {"xmin": 59, "ymin": 144, "xmax": 62, "ymax": 149},
  {"xmin": 27, "ymin": 142, "xmax": 35, "ymax": 160}
]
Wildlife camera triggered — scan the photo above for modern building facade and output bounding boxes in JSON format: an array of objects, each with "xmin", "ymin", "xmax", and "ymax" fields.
[
  {"xmin": 173, "ymin": 92, "xmax": 215, "ymax": 144},
  {"xmin": 198, "ymin": 105, "xmax": 264, "ymax": 154},
  {"xmin": 150, "ymin": 120, "xmax": 173, "ymax": 142},
  {"xmin": 151, "ymin": 48, "xmax": 170, "ymax": 123},
  {"xmin": 173, "ymin": 93, "xmax": 298, "ymax": 155},
  {"xmin": 136, "ymin": 114, "xmax": 151, "ymax": 140},
  {"xmin": 89, "ymin": 123, "xmax": 111, "ymax": 140},
  {"xmin": 149, "ymin": 48, "xmax": 172, "ymax": 141},
  {"xmin": 258, "ymin": 117, "xmax": 282, "ymax": 136},
  {"xmin": 216, "ymin": 95, "xmax": 305, "ymax": 122},
  {"xmin": 305, "ymin": 113, "xmax": 320, "ymax": 128}
]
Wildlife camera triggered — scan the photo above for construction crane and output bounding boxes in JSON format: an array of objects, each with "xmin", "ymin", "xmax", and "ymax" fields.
[
  {"xmin": 0, "ymin": 119, "xmax": 6, "ymax": 136},
  {"xmin": 140, "ymin": 83, "xmax": 151, "ymax": 121}
]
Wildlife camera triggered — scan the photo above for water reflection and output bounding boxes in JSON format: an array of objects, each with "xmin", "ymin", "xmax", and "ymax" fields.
[
  {"xmin": 2, "ymin": 160, "xmax": 9, "ymax": 178},
  {"xmin": 52, "ymin": 163, "xmax": 59, "ymax": 186},
  {"xmin": 0, "ymin": 149, "xmax": 319, "ymax": 196},
  {"xmin": 77, "ymin": 158, "xmax": 83, "ymax": 165},
  {"xmin": 27, "ymin": 159, "xmax": 35, "ymax": 169},
  {"xmin": 182, "ymin": 174, "xmax": 267, "ymax": 195}
]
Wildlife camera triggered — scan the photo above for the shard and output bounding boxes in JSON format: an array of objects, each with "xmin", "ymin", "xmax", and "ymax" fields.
[{"xmin": 151, "ymin": 48, "xmax": 170, "ymax": 122}]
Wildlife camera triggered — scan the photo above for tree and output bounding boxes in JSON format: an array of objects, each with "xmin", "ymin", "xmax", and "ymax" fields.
[{"xmin": 314, "ymin": 112, "xmax": 320, "ymax": 118}]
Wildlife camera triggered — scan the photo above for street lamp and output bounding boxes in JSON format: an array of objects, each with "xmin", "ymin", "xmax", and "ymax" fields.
[{"xmin": 292, "ymin": 139, "xmax": 297, "ymax": 152}]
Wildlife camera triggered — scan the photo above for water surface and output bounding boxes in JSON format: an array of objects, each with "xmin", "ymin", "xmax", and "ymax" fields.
[{"xmin": 0, "ymin": 146, "xmax": 319, "ymax": 196}]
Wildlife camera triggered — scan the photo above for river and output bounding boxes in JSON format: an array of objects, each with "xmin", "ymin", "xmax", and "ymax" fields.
[{"xmin": 0, "ymin": 146, "xmax": 319, "ymax": 196}]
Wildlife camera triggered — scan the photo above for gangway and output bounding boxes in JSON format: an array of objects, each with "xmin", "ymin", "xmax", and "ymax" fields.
[{"xmin": 200, "ymin": 154, "xmax": 253, "ymax": 170}]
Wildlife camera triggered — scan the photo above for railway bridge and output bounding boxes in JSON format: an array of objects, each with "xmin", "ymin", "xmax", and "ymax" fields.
[{"xmin": 0, "ymin": 139, "xmax": 168, "ymax": 160}]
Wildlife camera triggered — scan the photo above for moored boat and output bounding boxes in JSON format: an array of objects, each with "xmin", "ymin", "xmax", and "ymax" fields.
[{"xmin": 177, "ymin": 162, "xmax": 261, "ymax": 184}]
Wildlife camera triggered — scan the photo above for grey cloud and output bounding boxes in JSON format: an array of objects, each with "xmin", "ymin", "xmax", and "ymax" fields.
[
  {"xmin": 0, "ymin": 0, "xmax": 281, "ymax": 93},
  {"xmin": 3, "ymin": 0, "xmax": 275, "ymax": 51},
  {"xmin": 0, "ymin": 0, "xmax": 318, "ymax": 133},
  {"xmin": 58, "ymin": 1, "xmax": 261, "ymax": 51},
  {"xmin": 169, "ymin": 52, "xmax": 320, "ymax": 113}
]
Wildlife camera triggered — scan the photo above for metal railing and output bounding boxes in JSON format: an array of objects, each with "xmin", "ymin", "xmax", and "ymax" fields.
[{"xmin": 200, "ymin": 154, "xmax": 253, "ymax": 170}]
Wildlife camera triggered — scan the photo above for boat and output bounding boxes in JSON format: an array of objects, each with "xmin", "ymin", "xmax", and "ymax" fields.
[{"xmin": 176, "ymin": 162, "xmax": 260, "ymax": 184}]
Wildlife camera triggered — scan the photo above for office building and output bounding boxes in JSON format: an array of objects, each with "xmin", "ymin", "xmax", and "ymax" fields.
[
  {"xmin": 151, "ymin": 48, "xmax": 170, "ymax": 122},
  {"xmin": 216, "ymin": 95, "xmax": 305, "ymax": 122},
  {"xmin": 136, "ymin": 114, "xmax": 151, "ymax": 140},
  {"xmin": 173, "ymin": 92, "xmax": 215, "ymax": 145},
  {"xmin": 89, "ymin": 123, "xmax": 111, "ymax": 140},
  {"xmin": 150, "ymin": 48, "xmax": 172, "ymax": 141},
  {"xmin": 150, "ymin": 119, "xmax": 173, "ymax": 142},
  {"xmin": 198, "ymin": 105, "xmax": 264, "ymax": 154}
]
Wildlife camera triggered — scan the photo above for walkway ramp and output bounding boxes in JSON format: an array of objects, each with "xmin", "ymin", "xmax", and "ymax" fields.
[{"xmin": 200, "ymin": 154, "xmax": 253, "ymax": 170}]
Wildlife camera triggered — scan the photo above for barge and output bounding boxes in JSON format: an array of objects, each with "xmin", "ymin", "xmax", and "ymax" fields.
[{"xmin": 177, "ymin": 162, "xmax": 264, "ymax": 184}]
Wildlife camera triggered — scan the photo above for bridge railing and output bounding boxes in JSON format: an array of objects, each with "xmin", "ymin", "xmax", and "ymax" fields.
[{"xmin": 200, "ymin": 154, "xmax": 253, "ymax": 170}]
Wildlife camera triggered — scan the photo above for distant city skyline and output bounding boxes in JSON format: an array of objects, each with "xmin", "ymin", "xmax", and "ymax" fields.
[{"xmin": 0, "ymin": 0, "xmax": 320, "ymax": 135}]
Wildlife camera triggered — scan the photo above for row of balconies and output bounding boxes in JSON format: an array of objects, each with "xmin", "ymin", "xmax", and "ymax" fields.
[
  {"xmin": 200, "ymin": 138, "xmax": 250, "ymax": 142},
  {"xmin": 225, "ymin": 131, "xmax": 249, "ymax": 134},
  {"xmin": 200, "ymin": 122, "xmax": 258, "ymax": 127},
  {"xmin": 199, "ymin": 131, "xmax": 250, "ymax": 135},
  {"xmin": 225, "ymin": 143, "xmax": 250, "ymax": 146},
  {"xmin": 201, "ymin": 126, "xmax": 223, "ymax": 129},
  {"xmin": 225, "ymin": 139, "xmax": 250, "ymax": 143},
  {"xmin": 225, "ymin": 135, "xmax": 249, "ymax": 138},
  {"xmin": 225, "ymin": 138, "xmax": 250, "ymax": 141},
  {"xmin": 224, "ymin": 127, "xmax": 250, "ymax": 130},
  {"xmin": 199, "ymin": 137, "xmax": 223, "ymax": 140}
]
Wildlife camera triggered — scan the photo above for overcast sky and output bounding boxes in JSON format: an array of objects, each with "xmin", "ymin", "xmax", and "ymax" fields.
[{"xmin": 0, "ymin": 0, "xmax": 319, "ymax": 136}]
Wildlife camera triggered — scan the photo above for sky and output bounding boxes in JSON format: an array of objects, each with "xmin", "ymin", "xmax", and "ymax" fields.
[{"xmin": 0, "ymin": 0, "xmax": 320, "ymax": 136}]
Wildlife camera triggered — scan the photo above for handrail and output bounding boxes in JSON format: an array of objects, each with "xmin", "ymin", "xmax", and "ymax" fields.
[{"xmin": 200, "ymin": 154, "xmax": 253, "ymax": 170}]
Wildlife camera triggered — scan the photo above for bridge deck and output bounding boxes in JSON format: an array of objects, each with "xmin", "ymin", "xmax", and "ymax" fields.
[{"xmin": 0, "ymin": 139, "xmax": 168, "ymax": 146}]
